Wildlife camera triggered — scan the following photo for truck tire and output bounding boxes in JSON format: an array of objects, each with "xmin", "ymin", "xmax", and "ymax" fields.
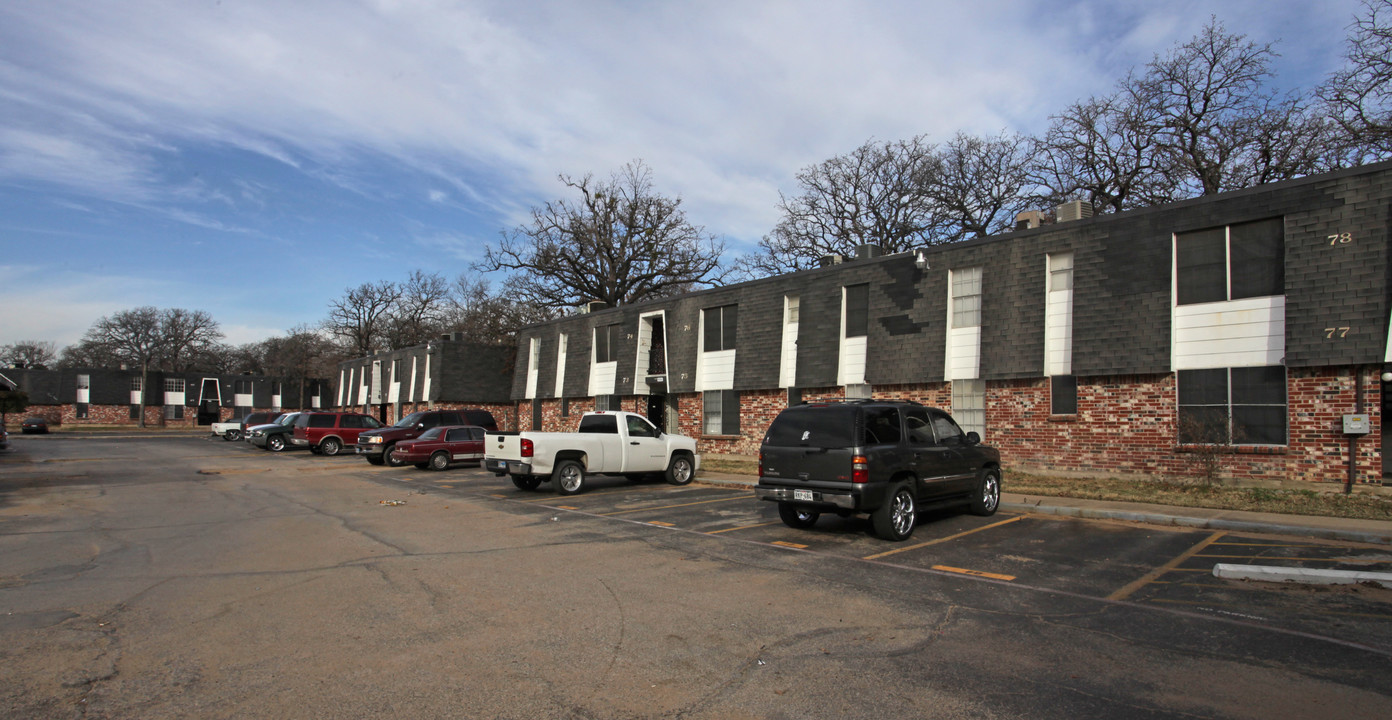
[
  {"xmin": 385, "ymin": 444, "xmax": 406, "ymax": 467},
  {"xmin": 511, "ymin": 475, "xmax": 542, "ymax": 491},
  {"xmin": 665, "ymin": 453, "xmax": 695, "ymax": 486},
  {"xmin": 320, "ymin": 437, "xmax": 342, "ymax": 456},
  {"xmin": 969, "ymin": 468, "xmax": 1001, "ymax": 516},
  {"xmin": 871, "ymin": 481, "xmax": 916, "ymax": 541},
  {"xmin": 554, "ymin": 460, "xmax": 586, "ymax": 495},
  {"xmin": 267, "ymin": 435, "xmax": 286, "ymax": 452},
  {"xmin": 224, "ymin": 430, "xmax": 241, "ymax": 442},
  {"xmin": 778, "ymin": 503, "xmax": 819, "ymax": 529}
]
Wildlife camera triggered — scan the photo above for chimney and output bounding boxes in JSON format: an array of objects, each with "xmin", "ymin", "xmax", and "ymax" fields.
[
  {"xmin": 581, "ymin": 300, "xmax": 611, "ymax": 314},
  {"xmin": 1015, "ymin": 210, "xmax": 1046, "ymax": 230},
  {"xmin": 1056, "ymin": 200, "xmax": 1093, "ymax": 223}
]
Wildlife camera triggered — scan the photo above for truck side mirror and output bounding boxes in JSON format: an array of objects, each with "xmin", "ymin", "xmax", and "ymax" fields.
[{"xmin": 966, "ymin": 431, "xmax": 981, "ymax": 445}]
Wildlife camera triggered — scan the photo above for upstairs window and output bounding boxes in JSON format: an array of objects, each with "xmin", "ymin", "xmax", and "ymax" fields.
[
  {"xmin": 1176, "ymin": 218, "xmax": 1283, "ymax": 305},
  {"xmin": 164, "ymin": 378, "xmax": 185, "ymax": 393},
  {"xmin": 594, "ymin": 324, "xmax": 623, "ymax": 363},
  {"xmin": 951, "ymin": 267, "xmax": 983, "ymax": 328},
  {"xmin": 843, "ymin": 284, "xmax": 869, "ymax": 338},
  {"xmin": 703, "ymin": 305, "xmax": 738, "ymax": 352}
]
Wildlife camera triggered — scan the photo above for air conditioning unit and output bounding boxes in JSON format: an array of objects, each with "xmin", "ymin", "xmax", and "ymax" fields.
[
  {"xmin": 854, "ymin": 244, "xmax": 882, "ymax": 260},
  {"xmin": 1015, "ymin": 210, "xmax": 1046, "ymax": 230},
  {"xmin": 1056, "ymin": 200, "xmax": 1094, "ymax": 223},
  {"xmin": 818, "ymin": 253, "xmax": 844, "ymax": 268},
  {"xmin": 580, "ymin": 301, "xmax": 611, "ymax": 314}
]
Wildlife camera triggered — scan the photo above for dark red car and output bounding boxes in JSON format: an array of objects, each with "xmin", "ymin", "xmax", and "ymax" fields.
[{"xmin": 392, "ymin": 425, "xmax": 487, "ymax": 471}]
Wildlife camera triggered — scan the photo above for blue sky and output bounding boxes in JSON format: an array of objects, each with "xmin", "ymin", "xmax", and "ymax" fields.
[{"xmin": 0, "ymin": 0, "xmax": 1365, "ymax": 350}]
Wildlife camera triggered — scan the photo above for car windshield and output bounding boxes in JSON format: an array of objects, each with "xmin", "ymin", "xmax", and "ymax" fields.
[
  {"xmin": 394, "ymin": 412, "xmax": 427, "ymax": 428},
  {"xmin": 419, "ymin": 427, "xmax": 445, "ymax": 440},
  {"xmin": 279, "ymin": 414, "xmax": 299, "ymax": 426},
  {"xmin": 764, "ymin": 406, "xmax": 860, "ymax": 449}
]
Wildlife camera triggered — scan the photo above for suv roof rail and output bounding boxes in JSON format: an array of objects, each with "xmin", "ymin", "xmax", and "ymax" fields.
[{"xmin": 797, "ymin": 399, "xmax": 923, "ymax": 406}]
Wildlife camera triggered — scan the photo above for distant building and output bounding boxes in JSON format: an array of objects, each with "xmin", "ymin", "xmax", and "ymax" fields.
[
  {"xmin": 2, "ymin": 367, "xmax": 332, "ymax": 427},
  {"xmin": 334, "ymin": 335, "xmax": 518, "ymax": 430}
]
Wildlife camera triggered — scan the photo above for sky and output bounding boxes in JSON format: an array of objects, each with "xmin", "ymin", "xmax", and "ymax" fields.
[{"xmin": 0, "ymin": 0, "xmax": 1367, "ymax": 351}]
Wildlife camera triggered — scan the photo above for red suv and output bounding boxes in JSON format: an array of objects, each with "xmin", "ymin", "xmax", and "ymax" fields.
[{"xmin": 291, "ymin": 412, "xmax": 384, "ymax": 456}]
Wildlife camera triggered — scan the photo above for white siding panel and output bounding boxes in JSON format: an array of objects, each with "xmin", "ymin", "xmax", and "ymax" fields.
[
  {"xmin": 1044, "ymin": 290, "xmax": 1073, "ymax": 376},
  {"xmin": 1173, "ymin": 296, "xmax": 1285, "ymax": 370},
  {"xmin": 779, "ymin": 322, "xmax": 798, "ymax": 388},
  {"xmin": 555, "ymin": 334, "xmax": 568, "ymax": 398},
  {"xmin": 946, "ymin": 327, "xmax": 981, "ymax": 380},
  {"xmin": 697, "ymin": 350, "xmax": 736, "ymax": 391},
  {"xmin": 589, "ymin": 361, "xmax": 617, "ymax": 396},
  {"xmin": 838, "ymin": 336, "xmax": 867, "ymax": 386},
  {"xmin": 525, "ymin": 338, "xmax": 540, "ymax": 399}
]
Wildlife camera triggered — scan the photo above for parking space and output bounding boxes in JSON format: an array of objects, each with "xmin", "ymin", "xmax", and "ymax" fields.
[{"xmin": 176, "ymin": 439, "xmax": 1392, "ymax": 651}]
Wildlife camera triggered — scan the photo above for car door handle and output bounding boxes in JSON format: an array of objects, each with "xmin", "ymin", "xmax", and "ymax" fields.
[{"xmin": 630, "ymin": 441, "xmax": 640, "ymax": 445}]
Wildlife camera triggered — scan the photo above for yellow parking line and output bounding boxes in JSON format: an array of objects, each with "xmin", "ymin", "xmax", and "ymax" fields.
[
  {"xmin": 772, "ymin": 540, "xmax": 808, "ymax": 549},
  {"xmin": 1196, "ymin": 554, "xmax": 1349, "ymax": 561},
  {"xmin": 932, "ymin": 565, "xmax": 1016, "ymax": 581},
  {"xmin": 862, "ymin": 515, "xmax": 1025, "ymax": 560},
  {"xmin": 599, "ymin": 494, "xmax": 751, "ymax": 516},
  {"xmin": 647, "ymin": 521, "xmax": 675, "ymax": 527},
  {"xmin": 1108, "ymin": 530, "xmax": 1227, "ymax": 601},
  {"xmin": 706, "ymin": 521, "xmax": 781, "ymax": 535}
]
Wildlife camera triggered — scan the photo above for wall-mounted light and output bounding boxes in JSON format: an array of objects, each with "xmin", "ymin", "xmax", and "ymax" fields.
[{"xmin": 913, "ymin": 248, "xmax": 930, "ymax": 270}]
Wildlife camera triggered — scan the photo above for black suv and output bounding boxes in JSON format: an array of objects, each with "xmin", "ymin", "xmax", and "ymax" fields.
[
  {"xmin": 355, "ymin": 409, "xmax": 498, "ymax": 466},
  {"xmin": 755, "ymin": 400, "xmax": 1002, "ymax": 541}
]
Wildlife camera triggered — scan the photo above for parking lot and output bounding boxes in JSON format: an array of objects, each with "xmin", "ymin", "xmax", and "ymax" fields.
[{"xmin": 3, "ymin": 433, "xmax": 1391, "ymax": 718}]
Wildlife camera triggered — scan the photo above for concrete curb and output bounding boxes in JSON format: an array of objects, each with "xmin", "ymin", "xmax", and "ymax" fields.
[
  {"xmin": 1213, "ymin": 563, "xmax": 1392, "ymax": 588},
  {"xmin": 1000, "ymin": 501, "xmax": 1392, "ymax": 546}
]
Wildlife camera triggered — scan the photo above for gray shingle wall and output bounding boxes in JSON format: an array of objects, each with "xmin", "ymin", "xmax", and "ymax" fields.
[{"xmin": 503, "ymin": 161, "xmax": 1392, "ymax": 399}]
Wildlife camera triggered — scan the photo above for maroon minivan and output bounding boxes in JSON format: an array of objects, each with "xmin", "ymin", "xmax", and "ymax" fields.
[{"xmin": 291, "ymin": 412, "xmax": 384, "ymax": 456}]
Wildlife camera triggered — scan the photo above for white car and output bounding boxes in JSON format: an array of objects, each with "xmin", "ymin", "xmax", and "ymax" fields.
[{"xmin": 210, "ymin": 417, "xmax": 245, "ymax": 441}]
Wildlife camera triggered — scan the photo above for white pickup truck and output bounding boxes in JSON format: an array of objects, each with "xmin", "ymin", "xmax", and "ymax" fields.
[{"xmin": 484, "ymin": 411, "xmax": 700, "ymax": 494}]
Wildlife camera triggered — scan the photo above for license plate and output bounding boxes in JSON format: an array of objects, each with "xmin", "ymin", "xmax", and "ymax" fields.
[{"xmin": 793, "ymin": 489, "xmax": 814, "ymax": 502}]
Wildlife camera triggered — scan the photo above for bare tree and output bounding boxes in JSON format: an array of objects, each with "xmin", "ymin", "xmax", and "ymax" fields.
[
  {"xmin": 160, "ymin": 308, "xmax": 224, "ymax": 372},
  {"xmin": 80, "ymin": 307, "xmax": 163, "ymax": 426},
  {"xmin": 384, "ymin": 270, "xmax": 453, "ymax": 350},
  {"xmin": 262, "ymin": 325, "xmax": 338, "ymax": 409},
  {"xmin": 1319, "ymin": 0, "xmax": 1392, "ymax": 157},
  {"xmin": 447, "ymin": 274, "xmax": 561, "ymax": 346},
  {"xmin": 745, "ymin": 136, "xmax": 946, "ymax": 276},
  {"xmin": 324, "ymin": 281, "xmax": 402, "ymax": 358},
  {"xmin": 929, "ymin": 131, "xmax": 1035, "ymax": 239},
  {"xmin": 1, "ymin": 340, "xmax": 58, "ymax": 369},
  {"xmin": 480, "ymin": 160, "xmax": 728, "ymax": 309},
  {"xmin": 1031, "ymin": 89, "xmax": 1172, "ymax": 213}
]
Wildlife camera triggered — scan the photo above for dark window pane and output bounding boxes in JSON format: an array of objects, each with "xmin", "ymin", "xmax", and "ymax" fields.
[
  {"xmin": 1176, "ymin": 227, "xmax": 1228, "ymax": 304},
  {"xmin": 1230, "ymin": 218, "xmax": 1284, "ymax": 299},
  {"xmin": 863, "ymin": 407, "xmax": 901, "ymax": 444},
  {"xmin": 310, "ymin": 415, "xmax": 335, "ymax": 428},
  {"xmin": 764, "ymin": 406, "xmax": 857, "ymax": 448},
  {"xmin": 578, "ymin": 414, "xmax": 618, "ymax": 434},
  {"xmin": 904, "ymin": 408, "xmax": 935, "ymax": 445},
  {"xmin": 594, "ymin": 327, "xmax": 609, "ymax": 363},
  {"xmin": 1178, "ymin": 369, "xmax": 1228, "ymax": 405},
  {"xmin": 1051, "ymin": 375, "xmax": 1078, "ymax": 415},
  {"xmin": 1231, "ymin": 366, "xmax": 1285, "ymax": 405},
  {"xmin": 1233, "ymin": 405, "xmax": 1286, "ymax": 445},
  {"xmin": 721, "ymin": 390, "xmax": 741, "ymax": 436},
  {"xmin": 1178, "ymin": 406, "xmax": 1230, "ymax": 444},
  {"xmin": 704, "ymin": 307, "xmax": 722, "ymax": 351},
  {"xmin": 609, "ymin": 325, "xmax": 623, "ymax": 360},
  {"xmin": 845, "ymin": 284, "xmax": 869, "ymax": 337},
  {"xmin": 722, "ymin": 306, "xmax": 738, "ymax": 350}
]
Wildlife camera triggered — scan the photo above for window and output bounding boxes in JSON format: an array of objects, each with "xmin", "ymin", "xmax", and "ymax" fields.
[
  {"xmin": 930, "ymin": 412, "xmax": 968, "ymax": 445},
  {"xmin": 952, "ymin": 379, "xmax": 985, "ymax": 438},
  {"xmin": 560, "ymin": 397, "xmax": 570, "ymax": 418},
  {"xmin": 1178, "ymin": 367, "xmax": 1286, "ymax": 445},
  {"xmin": 626, "ymin": 415, "xmax": 657, "ymax": 438},
  {"xmin": 1176, "ymin": 218, "xmax": 1283, "ymax": 305},
  {"xmin": 235, "ymin": 379, "xmax": 252, "ymax": 394},
  {"xmin": 596, "ymin": 394, "xmax": 621, "ymax": 412},
  {"xmin": 862, "ymin": 406, "xmax": 901, "ymax": 445},
  {"xmin": 844, "ymin": 284, "xmax": 869, "ymax": 338},
  {"xmin": 703, "ymin": 304, "xmax": 738, "ymax": 352},
  {"xmin": 786, "ymin": 296, "xmax": 800, "ymax": 324},
  {"xmin": 1051, "ymin": 375, "xmax": 1078, "ymax": 415},
  {"xmin": 165, "ymin": 378, "xmax": 185, "ymax": 393},
  {"xmin": 579, "ymin": 414, "xmax": 619, "ymax": 434},
  {"xmin": 594, "ymin": 324, "xmax": 623, "ymax": 363},
  {"xmin": 130, "ymin": 377, "xmax": 143, "ymax": 392},
  {"xmin": 904, "ymin": 407, "xmax": 935, "ymax": 445},
  {"xmin": 164, "ymin": 405, "xmax": 184, "ymax": 420},
  {"xmin": 76, "ymin": 403, "xmax": 88, "ymax": 419},
  {"xmin": 77, "ymin": 374, "xmax": 90, "ymax": 390},
  {"xmin": 129, "ymin": 404, "xmax": 140, "ymax": 420},
  {"xmin": 951, "ymin": 267, "xmax": 983, "ymax": 328},
  {"xmin": 1049, "ymin": 254, "xmax": 1073, "ymax": 292},
  {"xmin": 703, "ymin": 389, "xmax": 740, "ymax": 435}
]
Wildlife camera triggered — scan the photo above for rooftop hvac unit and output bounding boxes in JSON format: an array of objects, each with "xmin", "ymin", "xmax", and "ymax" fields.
[
  {"xmin": 855, "ymin": 244, "xmax": 882, "ymax": 260},
  {"xmin": 1056, "ymin": 200, "xmax": 1093, "ymax": 222},
  {"xmin": 1015, "ymin": 210, "xmax": 1046, "ymax": 230},
  {"xmin": 580, "ymin": 300, "xmax": 611, "ymax": 314},
  {"xmin": 818, "ymin": 253, "xmax": 844, "ymax": 268}
]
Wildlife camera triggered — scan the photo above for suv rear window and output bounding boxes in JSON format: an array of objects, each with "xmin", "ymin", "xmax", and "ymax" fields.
[{"xmin": 764, "ymin": 406, "xmax": 859, "ymax": 449}]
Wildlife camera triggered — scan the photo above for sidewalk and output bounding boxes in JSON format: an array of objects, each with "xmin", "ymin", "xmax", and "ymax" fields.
[{"xmin": 696, "ymin": 472, "xmax": 1392, "ymax": 546}]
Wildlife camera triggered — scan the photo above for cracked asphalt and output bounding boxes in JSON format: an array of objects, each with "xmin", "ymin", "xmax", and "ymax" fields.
[{"xmin": 1, "ymin": 434, "xmax": 1390, "ymax": 719}]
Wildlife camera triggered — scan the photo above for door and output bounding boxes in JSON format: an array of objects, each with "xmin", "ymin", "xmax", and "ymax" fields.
[
  {"xmin": 646, "ymin": 394, "xmax": 666, "ymax": 433},
  {"xmin": 928, "ymin": 409, "xmax": 980, "ymax": 493},
  {"xmin": 624, "ymin": 414, "xmax": 667, "ymax": 472},
  {"xmin": 905, "ymin": 407, "xmax": 956, "ymax": 499}
]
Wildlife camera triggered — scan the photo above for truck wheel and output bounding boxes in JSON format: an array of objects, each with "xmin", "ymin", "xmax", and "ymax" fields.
[
  {"xmin": 429, "ymin": 452, "xmax": 450, "ymax": 471},
  {"xmin": 225, "ymin": 430, "xmax": 241, "ymax": 442},
  {"xmin": 969, "ymin": 468, "xmax": 1001, "ymax": 516},
  {"xmin": 871, "ymin": 481, "xmax": 916, "ymax": 541},
  {"xmin": 778, "ymin": 503, "xmax": 819, "ymax": 529},
  {"xmin": 267, "ymin": 435, "xmax": 286, "ymax": 452},
  {"xmin": 554, "ymin": 460, "xmax": 586, "ymax": 495},
  {"xmin": 511, "ymin": 475, "xmax": 541, "ymax": 491},
  {"xmin": 385, "ymin": 444, "xmax": 406, "ymax": 467},
  {"xmin": 665, "ymin": 454, "xmax": 695, "ymax": 486},
  {"xmin": 320, "ymin": 438, "xmax": 342, "ymax": 456},
  {"xmin": 365, "ymin": 455, "xmax": 385, "ymax": 466}
]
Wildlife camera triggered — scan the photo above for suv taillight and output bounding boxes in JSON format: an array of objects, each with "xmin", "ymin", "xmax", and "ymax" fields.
[
  {"xmin": 758, "ymin": 451, "xmax": 764, "ymax": 479},
  {"xmin": 851, "ymin": 455, "xmax": 869, "ymax": 484},
  {"xmin": 521, "ymin": 438, "xmax": 534, "ymax": 458}
]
